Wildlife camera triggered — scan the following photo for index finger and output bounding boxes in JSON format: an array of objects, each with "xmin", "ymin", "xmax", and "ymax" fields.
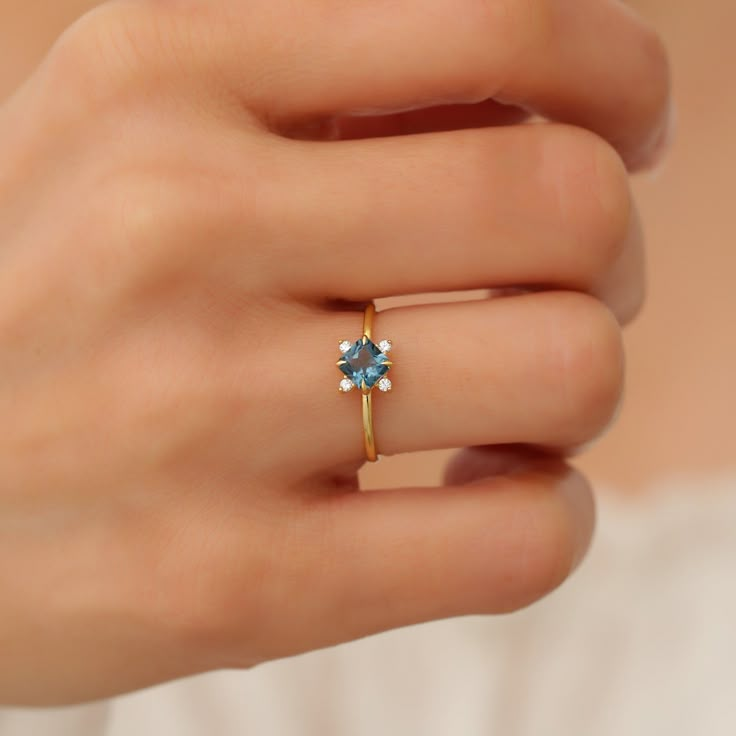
[{"xmin": 192, "ymin": 0, "xmax": 670, "ymax": 168}]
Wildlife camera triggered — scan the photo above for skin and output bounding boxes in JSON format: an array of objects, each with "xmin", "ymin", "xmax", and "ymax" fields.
[
  {"xmin": 0, "ymin": 0, "xmax": 669, "ymax": 705},
  {"xmin": 366, "ymin": 0, "xmax": 736, "ymax": 493}
]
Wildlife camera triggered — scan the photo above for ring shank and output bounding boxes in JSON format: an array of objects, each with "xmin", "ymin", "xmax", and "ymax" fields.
[
  {"xmin": 362, "ymin": 304, "xmax": 378, "ymax": 462},
  {"xmin": 362, "ymin": 392, "xmax": 377, "ymax": 462}
]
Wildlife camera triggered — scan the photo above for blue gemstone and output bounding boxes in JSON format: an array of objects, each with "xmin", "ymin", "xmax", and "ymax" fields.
[{"xmin": 339, "ymin": 339, "xmax": 391, "ymax": 390}]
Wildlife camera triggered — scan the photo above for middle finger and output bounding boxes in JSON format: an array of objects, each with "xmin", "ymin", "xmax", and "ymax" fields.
[{"xmin": 272, "ymin": 123, "xmax": 642, "ymax": 322}]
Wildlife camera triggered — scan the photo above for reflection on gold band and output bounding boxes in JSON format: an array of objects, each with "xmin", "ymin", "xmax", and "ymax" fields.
[
  {"xmin": 362, "ymin": 304, "xmax": 377, "ymax": 461},
  {"xmin": 362, "ymin": 391, "xmax": 377, "ymax": 462}
]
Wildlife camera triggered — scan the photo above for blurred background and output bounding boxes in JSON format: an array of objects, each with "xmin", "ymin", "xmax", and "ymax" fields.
[{"xmin": 0, "ymin": 0, "xmax": 734, "ymax": 734}]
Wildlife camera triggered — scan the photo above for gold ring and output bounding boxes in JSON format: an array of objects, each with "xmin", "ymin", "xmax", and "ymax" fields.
[{"xmin": 336, "ymin": 304, "xmax": 393, "ymax": 462}]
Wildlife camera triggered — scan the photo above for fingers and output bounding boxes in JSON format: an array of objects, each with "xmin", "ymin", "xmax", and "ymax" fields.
[
  {"xmin": 272, "ymin": 124, "xmax": 641, "ymax": 323},
  {"xmin": 297, "ymin": 459, "xmax": 595, "ymax": 645},
  {"xmin": 302, "ymin": 292, "xmax": 623, "ymax": 467},
  {"xmin": 192, "ymin": 456, "xmax": 593, "ymax": 662},
  {"xmin": 51, "ymin": 0, "xmax": 671, "ymax": 167},
  {"xmin": 181, "ymin": 0, "xmax": 670, "ymax": 167}
]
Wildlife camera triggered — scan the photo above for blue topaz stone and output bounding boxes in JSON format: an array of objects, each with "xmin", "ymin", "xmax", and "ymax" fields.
[{"xmin": 338, "ymin": 338, "xmax": 392, "ymax": 390}]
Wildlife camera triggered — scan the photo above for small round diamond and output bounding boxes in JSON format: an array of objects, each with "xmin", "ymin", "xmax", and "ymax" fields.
[
  {"xmin": 377, "ymin": 377, "xmax": 392, "ymax": 393},
  {"xmin": 378, "ymin": 339, "xmax": 393, "ymax": 354},
  {"xmin": 339, "ymin": 340, "xmax": 353, "ymax": 354},
  {"xmin": 339, "ymin": 378, "xmax": 355, "ymax": 393}
]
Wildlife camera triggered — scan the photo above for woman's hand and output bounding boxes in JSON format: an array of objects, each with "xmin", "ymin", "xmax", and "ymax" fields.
[{"xmin": 0, "ymin": 0, "xmax": 669, "ymax": 705}]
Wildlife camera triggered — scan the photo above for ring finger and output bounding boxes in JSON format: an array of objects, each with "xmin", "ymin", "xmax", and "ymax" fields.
[{"xmin": 293, "ymin": 291, "xmax": 624, "ymax": 469}]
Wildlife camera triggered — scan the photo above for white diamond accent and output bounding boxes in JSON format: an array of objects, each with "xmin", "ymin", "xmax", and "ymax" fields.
[
  {"xmin": 339, "ymin": 340, "xmax": 352, "ymax": 354},
  {"xmin": 377, "ymin": 377, "xmax": 392, "ymax": 393},
  {"xmin": 339, "ymin": 378, "xmax": 355, "ymax": 393},
  {"xmin": 378, "ymin": 339, "xmax": 393, "ymax": 354}
]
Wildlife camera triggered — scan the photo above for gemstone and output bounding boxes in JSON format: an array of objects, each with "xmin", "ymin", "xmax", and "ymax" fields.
[
  {"xmin": 377, "ymin": 377, "xmax": 392, "ymax": 392},
  {"xmin": 378, "ymin": 339, "xmax": 393, "ymax": 354},
  {"xmin": 339, "ymin": 378, "xmax": 355, "ymax": 393},
  {"xmin": 339, "ymin": 338, "xmax": 391, "ymax": 390},
  {"xmin": 339, "ymin": 340, "xmax": 352, "ymax": 354}
]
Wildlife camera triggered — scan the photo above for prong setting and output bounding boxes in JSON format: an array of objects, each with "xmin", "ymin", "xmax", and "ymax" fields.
[{"xmin": 337, "ymin": 335, "xmax": 394, "ymax": 394}]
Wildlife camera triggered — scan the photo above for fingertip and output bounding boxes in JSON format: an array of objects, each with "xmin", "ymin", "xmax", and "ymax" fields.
[
  {"xmin": 486, "ymin": 461, "xmax": 596, "ymax": 611},
  {"xmin": 446, "ymin": 447, "xmax": 596, "ymax": 577},
  {"xmin": 558, "ymin": 465, "xmax": 596, "ymax": 572},
  {"xmin": 313, "ymin": 456, "xmax": 598, "ymax": 639},
  {"xmin": 626, "ymin": 99, "xmax": 676, "ymax": 173}
]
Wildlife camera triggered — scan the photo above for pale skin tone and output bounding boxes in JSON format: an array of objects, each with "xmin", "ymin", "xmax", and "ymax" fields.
[{"xmin": 0, "ymin": 0, "xmax": 669, "ymax": 706}]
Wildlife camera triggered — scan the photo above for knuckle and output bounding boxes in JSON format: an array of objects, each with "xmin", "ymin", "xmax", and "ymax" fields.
[
  {"xmin": 110, "ymin": 174, "xmax": 185, "ymax": 267},
  {"xmin": 40, "ymin": 3, "xmax": 172, "ymax": 114},
  {"xmin": 541, "ymin": 126, "xmax": 633, "ymax": 283},
  {"xmin": 547, "ymin": 293, "xmax": 624, "ymax": 444},
  {"xmin": 110, "ymin": 162, "xmax": 227, "ymax": 265},
  {"xmin": 96, "ymin": 158, "xmax": 247, "ymax": 295}
]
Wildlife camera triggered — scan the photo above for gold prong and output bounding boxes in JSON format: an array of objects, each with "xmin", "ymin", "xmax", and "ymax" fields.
[
  {"xmin": 361, "ymin": 380, "xmax": 370, "ymax": 396},
  {"xmin": 336, "ymin": 359, "xmax": 347, "ymax": 367},
  {"xmin": 382, "ymin": 361, "xmax": 393, "ymax": 367},
  {"xmin": 362, "ymin": 335, "xmax": 368, "ymax": 344}
]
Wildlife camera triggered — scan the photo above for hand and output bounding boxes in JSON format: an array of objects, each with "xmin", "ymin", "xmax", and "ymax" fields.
[{"xmin": 0, "ymin": 0, "xmax": 669, "ymax": 705}]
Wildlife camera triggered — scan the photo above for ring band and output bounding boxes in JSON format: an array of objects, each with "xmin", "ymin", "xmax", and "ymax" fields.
[
  {"xmin": 361, "ymin": 305, "xmax": 378, "ymax": 461},
  {"xmin": 337, "ymin": 303, "xmax": 394, "ymax": 462}
]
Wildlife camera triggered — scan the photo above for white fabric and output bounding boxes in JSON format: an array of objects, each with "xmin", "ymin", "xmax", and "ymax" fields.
[{"xmin": 3, "ymin": 476, "xmax": 736, "ymax": 735}]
